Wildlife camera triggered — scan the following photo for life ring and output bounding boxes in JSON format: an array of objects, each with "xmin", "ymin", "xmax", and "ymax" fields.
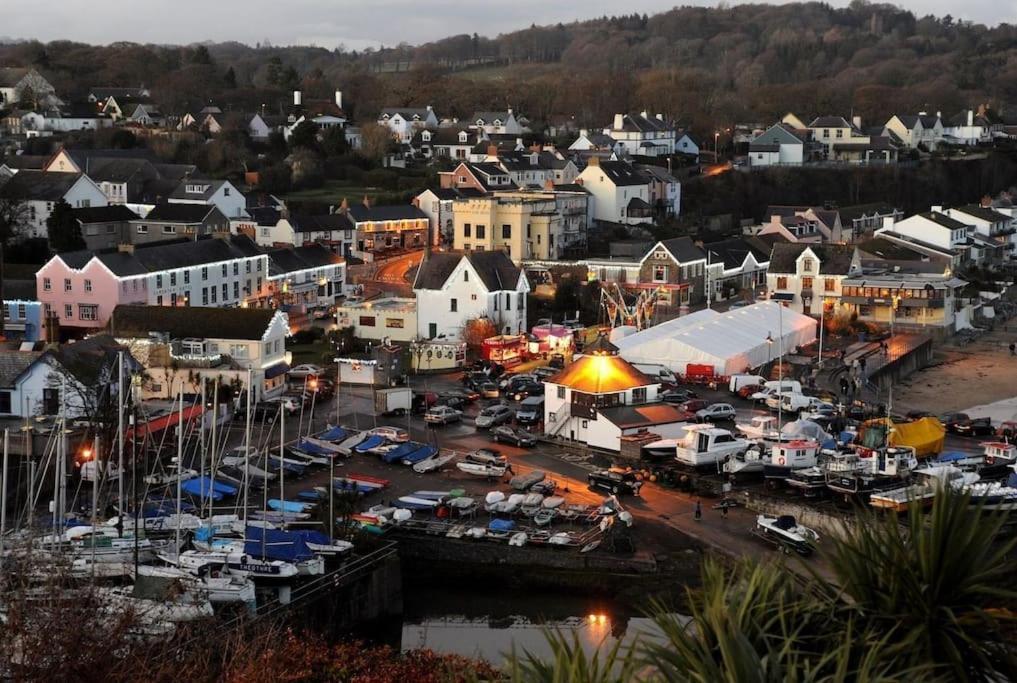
[
  {"xmin": 986, "ymin": 455, "xmax": 995, "ymax": 465},
  {"xmin": 777, "ymin": 455, "xmax": 786, "ymax": 466}
]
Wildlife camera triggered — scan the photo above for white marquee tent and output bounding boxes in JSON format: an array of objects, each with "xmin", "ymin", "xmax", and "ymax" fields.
[{"xmin": 613, "ymin": 301, "xmax": 818, "ymax": 376}]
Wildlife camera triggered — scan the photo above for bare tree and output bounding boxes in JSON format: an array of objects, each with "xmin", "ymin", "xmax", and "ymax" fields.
[{"xmin": 0, "ymin": 196, "xmax": 30, "ymax": 338}]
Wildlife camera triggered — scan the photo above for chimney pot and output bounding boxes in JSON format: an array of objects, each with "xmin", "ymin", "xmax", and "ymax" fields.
[
  {"xmin": 487, "ymin": 144, "xmax": 498, "ymax": 157},
  {"xmin": 613, "ymin": 114, "xmax": 624, "ymax": 130},
  {"xmin": 362, "ymin": 195, "xmax": 371, "ymax": 209},
  {"xmin": 587, "ymin": 156, "xmax": 600, "ymax": 167},
  {"xmin": 655, "ymin": 113, "xmax": 663, "ymax": 121},
  {"xmin": 118, "ymin": 243, "xmax": 135, "ymax": 254},
  {"xmin": 335, "ymin": 90, "xmax": 343, "ymax": 109},
  {"xmin": 293, "ymin": 90, "xmax": 302, "ymax": 106}
]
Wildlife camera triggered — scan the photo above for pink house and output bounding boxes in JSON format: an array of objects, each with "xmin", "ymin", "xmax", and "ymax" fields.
[{"xmin": 37, "ymin": 249, "xmax": 149, "ymax": 333}]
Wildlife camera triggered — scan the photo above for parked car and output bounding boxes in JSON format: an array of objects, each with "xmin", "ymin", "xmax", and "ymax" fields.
[
  {"xmin": 500, "ymin": 373, "xmax": 537, "ymax": 393},
  {"xmin": 412, "ymin": 391, "xmax": 438, "ymax": 414},
  {"xmin": 801, "ymin": 402, "xmax": 837, "ymax": 422},
  {"xmin": 682, "ymin": 399, "xmax": 709, "ymax": 414},
  {"xmin": 954, "ymin": 416, "xmax": 994, "ymax": 437},
  {"xmin": 941, "ymin": 412, "xmax": 974, "ymax": 434},
  {"xmin": 476, "ymin": 404, "xmax": 514, "ymax": 429},
  {"xmin": 477, "ymin": 381, "xmax": 501, "ymax": 399},
  {"xmin": 465, "ymin": 448, "xmax": 506, "ymax": 467},
  {"xmin": 515, "ymin": 397, "xmax": 545, "ymax": 425},
  {"xmin": 424, "ymin": 405, "xmax": 462, "ymax": 425},
  {"xmin": 288, "ymin": 364, "xmax": 323, "ymax": 379},
  {"xmin": 587, "ymin": 469, "xmax": 642, "ymax": 496},
  {"xmin": 737, "ymin": 384, "xmax": 764, "ymax": 400},
  {"xmin": 532, "ymin": 367, "xmax": 559, "ymax": 381},
  {"xmin": 696, "ymin": 403, "xmax": 737, "ymax": 422},
  {"xmin": 548, "ymin": 353, "xmax": 566, "ymax": 369},
  {"xmin": 437, "ymin": 394, "xmax": 468, "ymax": 410},
  {"xmin": 661, "ymin": 388, "xmax": 698, "ymax": 404},
  {"xmin": 368, "ymin": 426, "xmax": 410, "ymax": 442},
  {"xmin": 491, "ymin": 425, "xmax": 537, "ymax": 447},
  {"xmin": 509, "ymin": 380, "xmax": 544, "ymax": 402}
]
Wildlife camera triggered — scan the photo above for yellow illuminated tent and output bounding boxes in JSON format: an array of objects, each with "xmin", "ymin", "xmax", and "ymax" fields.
[{"xmin": 860, "ymin": 417, "xmax": 946, "ymax": 457}]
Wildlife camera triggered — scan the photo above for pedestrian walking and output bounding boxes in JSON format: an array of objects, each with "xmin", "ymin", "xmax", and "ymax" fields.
[
  {"xmin": 722, "ymin": 505, "xmax": 728, "ymax": 520},
  {"xmin": 859, "ymin": 356, "xmax": 867, "ymax": 376},
  {"xmin": 1009, "ymin": 342, "xmax": 1015, "ymax": 356},
  {"xmin": 694, "ymin": 499, "xmax": 702, "ymax": 521},
  {"xmin": 506, "ymin": 463, "xmax": 515, "ymax": 475}
]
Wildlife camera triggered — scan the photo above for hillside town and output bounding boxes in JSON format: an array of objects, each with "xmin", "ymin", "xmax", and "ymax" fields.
[{"xmin": 1, "ymin": 7, "xmax": 1017, "ymax": 680}]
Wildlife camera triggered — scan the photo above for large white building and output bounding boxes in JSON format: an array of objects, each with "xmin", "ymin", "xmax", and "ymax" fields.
[
  {"xmin": 766, "ymin": 243, "xmax": 862, "ymax": 316},
  {"xmin": 0, "ymin": 170, "xmax": 107, "ymax": 239},
  {"xmin": 576, "ymin": 158, "xmax": 652, "ymax": 225},
  {"xmin": 412, "ymin": 250, "xmax": 528, "ymax": 341},
  {"xmin": 377, "ymin": 107, "xmax": 439, "ymax": 143},
  {"xmin": 602, "ymin": 112, "xmax": 677, "ymax": 157}
]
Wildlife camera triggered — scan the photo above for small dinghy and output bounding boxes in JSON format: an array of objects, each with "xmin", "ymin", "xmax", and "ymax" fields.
[
  {"xmin": 520, "ymin": 493, "xmax": 545, "ymax": 516},
  {"xmin": 753, "ymin": 514, "xmax": 819, "ymax": 556},
  {"xmin": 413, "ymin": 452, "xmax": 455, "ymax": 473},
  {"xmin": 336, "ymin": 432, "xmax": 368, "ymax": 455},
  {"xmin": 457, "ymin": 461, "xmax": 507, "ymax": 478},
  {"xmin": 401, "ymin": 444, "xmax": 439, "ymax": 465},
  {"xmin": 534, "ymin": 496, "xmax": 565, "ymax": 526},
  {"xmin": 353, "ymin": 435, "xmax": 386, "ymax": 454},
  {"xmin": 464, "ymin": 527, "xmax": 487, "ymax": 539},
  {"xmin": 393, "ymin": 496, "xmax": 439, "ymax": 511},
  {"xmin": 508, "ymin": 532, "xmax": 528, "ymax": 547}
]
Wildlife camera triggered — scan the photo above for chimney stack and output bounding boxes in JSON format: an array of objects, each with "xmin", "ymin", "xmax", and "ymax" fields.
[
  {"xmin": 486, "ymin": 144, "xmax": 498, "ymax": 158},
  {"xmin": 613, "ymin": 114, "xmax": 624, "ymax": 130},
  {"xmin": 339, "ymin": 197, "xmax": 349, "ymax": 213},
  {"xmin": 293, "ymin": 90, "xmax": 302, "ymax": 106},
  {"xmin": 852, "ymin": 115, "xmax": 862, "ymax": 129},
  {"xmin": 118, "ymin": 243, "xmax": 135, "ymax": 254},
  {"xmin": 656, "ymin": 113, "xmax": 664, "ymax": 121},
  {"xmin": 588, "ymin": 155, "xmax": 600, "ymax": 167},
  {"xmin": 335, "ymin": 90, "xmax": 343, "ymax": 109},
  {"xmin": 967, "ymin": 110, "xmax": 974, "ymax": 126}
]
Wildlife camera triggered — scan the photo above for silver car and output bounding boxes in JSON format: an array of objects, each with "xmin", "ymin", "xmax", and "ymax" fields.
[{"xmin": 476, "ymin": 404, "xmax": 514, "ymax": 429}]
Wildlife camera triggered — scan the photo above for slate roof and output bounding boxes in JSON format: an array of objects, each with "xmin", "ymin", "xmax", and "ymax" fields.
[
  {"xmin": 84, "ymin": 157, "xmax": 154, "ymax": 183},
  {"xmin": 287, "ymin": 212, "xmax": 353, "ymax": 233},
  {"xmin": 56, "ymin": 235, "xmax": 261, "ymax": 276},
  {"xmin": 953, "ymin": 205, "xmax": 1011, "ymax": 223},
  {"xmin": 345, "ymin": 204, "xmax": 427, "ymax": 223},
  {"xmin": 0, "ymin": 170, "xmax": 83, "ymax": 201},
  {"xmin": 599, "ymin": 403, "xmax": 688, "ymax": 428},
  {"xmin": 379, "ymin": 107, "xmax": 432, "ymax": 120},
  {"xmin": 471, "ymin": 111, "xmax": 512, "ymax": 124},
  {"xmin": 0, "ymin": 155, "xmax": 47, "ymax": 170},
  {"xmin": 0, "ymin": 68, "xmax": 31, "ymax": 87},
  {"xmin": 143, "ymin": 203, "xmax": 218, "ymax": 223},
  {"xmin": 267, "ymin": 243, "xmax": 342, "ymax": 275},
  {"xmin": 248, "ymin": 206, "xmax": 281, "ymax": 227},
  {"xmin": 653, "ymin": 236, "xmax": 705, "ymax": 263},
  {"xmin": 0, "ymin": 350, "xmax": 43, "ymax": 387},
  {"xmin": 110, "ymin": 305, "xmax": 278, "ymax": 341},
  {"xmin": 61, "ymin": 148, "xmax": 158, "ymax": 171},
  {"xmin": 413, "ymin": 250, "xmax": 521, "ymax": 292},
  {"xmin": 411, "ymin": 127, "xmax": 473, "ymax": 147},
  {"xmin": 593, "ymin": 161, "xmax": 648, "ymax": 187},
  {"xmin": 72, "ymin": 205, "xmax": 139, "ymax": 223},
  {"xmin": 920, "ymin": 211, "xmax": 969, "ymax": 231},
  {"xmin": 702, "ymin": 237, "xmax": 770, "ymax": 269},
  {"xmin": 46, "ymin": 334, "xmax": 128, "ymax": 386},
  {"xmin": 767, "ymin": 243, "xmax": 857, "ymax": 275},
  {"xmin": 809, "ymin": 116, "xmax": 853, "ymax": 129},
  {"xmin": 167, "ymin": 179, "xmax": 227, "ymax": 202},
  {"xmin": 581, "ymin": 132, "xmax": 616, "ymax": 148},
  {"xmin": 4, "ymin": 279, "xmax": 36, "ymax": 301},
  {"xmin": 636, "ymin": 164, "xmax": 680, "ymax": 183},
  {"xmin": 609, "ymin": 113, "xmax": 672, "ymax": 133},
  {"xmin": 839, "ymin": 203, "xmax": 899, "ymax": 223}
]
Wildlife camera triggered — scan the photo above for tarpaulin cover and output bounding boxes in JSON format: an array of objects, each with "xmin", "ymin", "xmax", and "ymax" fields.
[
  {"xmin": 288, "ymin": 529, "xmax": 331, "ymax": 546},
  {"xmin": 614, "ymin": 301, "xmax": 818, "ymax": 375},
  {"xmin": 861, "ymin": 417, "xmax": 945, "ymax": 456},
  {"xmin": 401, "ymin": 444, "xmax": 438, "ymax": 464},
  {"xmin": 268, "ymin": 499, "xmax": 311, "ymax": 513},
  {"xmin": 353, "ymin": 435, "xmax": 385, "ymax": 452},
  {"xmin": 780, "ymin": 419, "xmax": 831, "ymax": 443},
  {"xmin": 489, "ymin": 519, "xmax": 516, "ymax": 532},
  {"xmin": 317, "ymin": 426, "xmax": 347, "ymax": 442},
  {"xmin": 244, "ymin": 526, "xmax": 314, "ymax": 561},
  {"xmin": 380, "ymin": 442, "xmax": 422, "ymax": 463},
  {"xmin": 181, "ymin": 477, "xmax": 238, "ymax": 500}
]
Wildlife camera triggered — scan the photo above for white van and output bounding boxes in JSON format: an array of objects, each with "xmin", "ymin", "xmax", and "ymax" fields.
[
  {"xmin": 751, "ymin": 380, "xmax": 802, "ymax": 402},
  {"xmin": 633, "ymin": 363, "xmax": 678, "ymax": 385},
  {"xmin": 729, "ymin": 374, "xmax": 766, "ymax": 393}
]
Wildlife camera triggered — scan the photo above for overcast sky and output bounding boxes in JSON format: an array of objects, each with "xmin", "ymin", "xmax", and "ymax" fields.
[{"xmin": 3, "ymin": 0, "xmax": 1013, "ymax": 49}]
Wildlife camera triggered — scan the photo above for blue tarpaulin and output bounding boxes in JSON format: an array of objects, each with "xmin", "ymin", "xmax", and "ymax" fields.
[
  {"xmin": 268, "ymin": 499, "xmax": 312, "ymax": 513},
  {"xmin": 401, "ymin": 444, "xmax": 438, "ymax": 465},
  {"xmin": 381, "ymin": 442, "xmax": 421, "ymax": 463},
  {"xmin": 317, "ymin": 426, "xmax": 347, "ymax": 442},
  {"xmin": 295, "ymin": 439, "xmax": 333, "ymax": 455},
  {"xmin": 181, "ymin": 477, "xmax": 239, "ymax": 500},
  {"xmin": 489, "ymin": 519, "xmax": 516, "ymax": 532},
  {"xmin": 353, "ymin": 435, "xmax": 385, "ymax": 453},
  {"xmin": 288, "ymin": 529, "xmax": 331, "ymax": 546},
  {"xmin": 243, "ymin": 526, "xmax": 314, "ymax": 561}
]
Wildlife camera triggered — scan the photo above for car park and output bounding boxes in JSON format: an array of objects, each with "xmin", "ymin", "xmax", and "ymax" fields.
[
  {"xmin": 587, "ymin": 469, "xmax": 642, "ymax": 495},
  {"xmin": 696, "ymin": 403, "xmax": 737, "ymax": 422},
  {"xmin": 288, "ymin": 364, "xmax": 323, "ymax": 379},
  {"xmin": 476, "ymin": 404, "xmax": 514, "ymax": 429},
  {"xmin": 477, "ymin": 381, "xmax": 501, "ymax": 399},
  {"xmin": 737, "ymin": 384, "xmax": 764, "ymax": 400},
  {"xmin": 500, "ymin": 373, "xmax": 537, "ymax": 393},
  {"xmin": 424, "ymin": 405, "xmax": 462, "ymax": 425},
  {"xmin": 368, "ymin": 426, "xmax": 410, "ymax": 442},
  {"xmin": 491, "ymin": 425, "xmax": 537, "ymax": 447},
  {"xmin": 532, "ymin": 367, "xmax": 559, "ymax": 381}
]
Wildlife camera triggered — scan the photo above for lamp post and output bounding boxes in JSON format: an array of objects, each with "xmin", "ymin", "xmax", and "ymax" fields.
[
  {"xmin": 766, "ymin": 331, "xmax": 774, "ymax": 366},
  {"xmin": 818, "ymin": 299, "xmax": 825, "ymax": 367},
  {"xmin": 714, "ymin": 131, "xmax": 720, "ymax": 162}
]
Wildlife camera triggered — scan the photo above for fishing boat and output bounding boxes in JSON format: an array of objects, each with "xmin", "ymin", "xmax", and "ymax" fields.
[
  {"xmin": 786, "ymin": 466, "xmax": 829, "ymax": 497},
  {"xmin": 965, "ymin": 476, "xmax": 1017, "ymax": 512},
  {"xmin": 826, "ymin": 446, "xmax": 918, "ymax": 501},
  {"xmin": 870, "ymin": 465, "xmax": 979, "ymax": 512},
  {"xmin": 736, "ymin": 415, "xmax": 781, "ymax": 441},
  {"xmin": 164, "ymin": 549, "xmax": 300, "ymax": 581},
  {"xmin": 456, "ymin": 461, "xmax": 507, "ymax": 478},
  {"xmin": 412, "ymin": 452, "xmax": 455, "ymax": 473},
  {"xmin": 136, "ymin": 563, "xmax": 256, "ymax": 606},
  {"xmin": 723, "ymin": 442, "xmax": 769, "ymax": 478},
  {"xmin": 401, "ymin": 444, "xmax": 439, "ymax": 466},
  {"xmin": 977, "ymin": 442, "xmax": 1017, "ymax": 480},
  {"xmin": 753, "ymin": 514, "xmax": 819, "ymax": 556},
  {"xmin": 762, "ymin": 440, "xmax": 820, "ymax": 482}
]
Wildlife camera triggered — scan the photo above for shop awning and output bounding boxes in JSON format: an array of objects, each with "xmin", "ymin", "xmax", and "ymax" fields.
[
  {"xmin": 264, "ymin": 362, "xmax": 290, "ymax": 380},
  {"xmin": 770, "ymin": 292, "xmax": 795, "ymax": 301}
]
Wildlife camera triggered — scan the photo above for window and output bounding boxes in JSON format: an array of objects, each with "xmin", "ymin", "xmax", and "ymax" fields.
[
  {"xmin": 359, "ymin": 316, "xmax": 376, "ymax": 327},
  {"xmin": 557, "ymin": 386, "xmax": 566, "ymax": 399},
  {"xmin": 222, "ymin": 284, "xmax": 228, "ymax": 300},
  {"xmin": 835, "ymin": 129, "xmax": 843, "ymax": 138},
  {"xmin": 162, "ymin": 225, "xmax": 175, "ymax": 234},
  {"xmin": 264, "ymin": 342, "xmax": 272, "ymax": 357},
  {"xmin": 170, "ymin": 273, "xmax": 176, "ymax": 287},
  {"xmin": 801, "ymin": 277, "xmax": 813, "ymax": 290},
  {"xmin": 201, "ymin": 267, "xmax": 208, "ymax": 280},
  {"xmin": 210, "ymin": 287, "xmax": 217, "ymax": 303},
  {"xmin": 463, "ymin": 223, "xmax": 471, "ymax": 238},
  {"xmin": 518, "ymin": 293, "xmax": 524, "ymax": 309},
  {"xmin": 223, "ymin": 187, "xmax": 230, "ymax": 196},
  {"xmin": 63, "ymin": 278, "xmax": 72, "ymax": 292},
  {"xmin": 233, "ymin": 263, "xmax": 239, "ymax": 276},
  {"xmin": 221, "ymin": 264, "xmax": 227, "ymax": 277},
  {"xmin": 245, "ymin": 261, "xmax": 251, "ymax": 274},
  {"xmin": 463, "ymin": 270, "xmax": 469, "ymax": 282},
  {"xmin": 471, "ymin": 294, "xmax": 477, "ymax": 301},
  {"xmin": 0, "ymin": 391, "xmax": 11, "ymax": 415},
  {"xmin": 156, "ymin": 295, "xmax": 163, "ymax": 305},
  {"xmin": 502, "ymin": 224, "xmax": 511, "ymax": 239},
  {"xmin": 171, "ymin": 293, "xmax": 177, "ymax": 306},
  {"xmin": 230, "ymin": 344, "xmax": 248, "ymax": 359},
  {"xmin": 43, "ymin": 277, "xmax": 51, "ymax": 292},
  {"xmin": 632, "ymin": 387, "xmax": 647, "ymax": 404},
  {"xmin": 202, "ymin": 287, "xmax": 208, "ymax": 305},
  {"xmin": 802, "ymin": 258, "xmax": 814, "ymax": 273},
  {"xmin": 83, "ymin": 279, "xmax": 92, "ymax": 293},
  {"xmin": 156, "ymin": 274, "xmax": 163, "ymax": 288},
  {"xmin": 184, "ymin": 271, "xmax": 190, "ymax": 285},
  {"xmin": 386, "ymin": 318, "xmax": 404, "ymax": 329},
  {"xmin": 776, "ymin": 276, "xmax": 788, "ymax": 289},
  {"xmin": 1, "ymin": 304, "xmax": 8, "ymax": 320},
  {"xmin": 476, "ymin": 225, "xmax": 486, "ymax": 239},
  {"xmin": 233, "ymin": 282, "xmax": 239, "ymax": 299},
  {"xmin": 137, "ymin": 225, "xmax": 148, "ymax": 234},
  {"xmin": 78, "ymin": 304, "xmax": 98, "ymax": 321},
  {"xmin": 64, "ymin": 304, "xmax": 72, "ymax": 318},
  {"xmin": 17, "ymin": 304, "xmax": 25, "ymax": 320},
  {"xmin": 825, "ymin": 278, "xmax": 836, "ymax": 292},
  {"xmin": 505, "ymin": 293, "xmax": 511, "ymax": 310},
  {"xmin": 653, "ymin": 265, "xmax": 667, "ymax": 282},
  {"xmin": 450, "ymin": 298, "xmax": 458, "ymax": 312}
]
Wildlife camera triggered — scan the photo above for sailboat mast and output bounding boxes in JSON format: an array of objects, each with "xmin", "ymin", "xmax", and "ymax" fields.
[
  {"xmin": 243, "ymin": 369, "xmax": 252, "ymax": 523},
  {"xmin": 208, "ymin": 380, "xmax": 219, "ymax": 517},
  {"xmin": 117, "ymin": 351, "xmax": 125, "ymax": 525},
  {"xmin": 0, "ymin": 429, "xmax": 9, "ymax": 570},
  {"xmin": 90, "ymin": 434, "xmax": 99, "ymax": 577},
  {"xmin": 777, "ymin": 303, "xmax": 783, "ymax": 443},
  {"xmin": 199, "ymin": 377, "xmax": 206, "ymax": 515},
  {"xmin": 175, "ymin": 386, "xmax": 184, "ymax": 552},
  {"xmin": 279, "ymin": 401, "xmax": 285, "ymax": 516}
]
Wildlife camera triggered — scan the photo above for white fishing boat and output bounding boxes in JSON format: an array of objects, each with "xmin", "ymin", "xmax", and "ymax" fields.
[
  {"xmin": 143, "ymin": 468, "xmax": 199, "ymax": 487},
  {"xmin": 456, "ymin": 461, "xmax": 507, "ymax": 478},
  {"xmin": 753, "ymin": 514, "xmax": 819, "ymax": 556},
  {"xmin": 412, "ymin": 452, "xmax": 455, "ymax": 473},
  {"xmin": 723, "ymin": 442, "xmax": 768, "ymax": 477},
  {"xmin": 870, "ymin": 465, "xmax": 980, "ymax": 512},
  {"xmin": 675, "ymin": 425, "xmax": 749, "ymax": 469},
  {"xmin": 136, "ymin": 564, "xmax": 257, "ymax": 605},
  {"xmin": 965, "ymin": 480, "xmax": 1017, "ymax": 511},
  {"xmin": 163, "ymin": 549, "xmax": 300, "ymax": 581},
  {"xmin": 763, "ymin": 440, "xmax": 820, "ymax": 481},
  {"xmin": 736, "ymin": 415, "xmax": 781, "ymax": 441}
]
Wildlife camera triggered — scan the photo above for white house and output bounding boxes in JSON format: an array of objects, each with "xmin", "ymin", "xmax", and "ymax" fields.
[
  {"xmin": 883, "ymin": 113, "xmax": 944, "ymax": 151},
  {"xmin": 575, "ymin": 158, "xmax": 652, "ymax": 225},
  {"xmin": 944, "ymin": 108, "xmax": 1003, "ymax": 146},
  {"xmin": 265, "ymin": 243, "xmax": 347, "ymax": 313},
  {"xmin": 748, "ymin": 123, "xmax": 807, "ymax": 167},
  {"xmin": 568, "ymin": 130, "xmax": 616, "ymax": 152},
  {"xmin": 413, "ymin": 188, "xmax": 463, "ymax": 246},
  {"xmin": 542, "ymin": 335, "xmax": 688, "ymax": 452},
  {"xmin": 377, "ymin": 107, "xmax": 438, "ymax": 143},
  {"xmin": 767, "ymin": 243, "xmax": 862, "ymax": 316},
  {"xmin": 0, "ymin": 67, "xmax": 60, "ymax": 108},
  {"xmin": 336, "ymin": 297, "xmax": 417, "ymax": 343},
  {"xmin": 468, "ymin": 109, "xmax": 525, "ymax": 136},
  {"xmin": 675, "ymin": 131, "xmax": 700, "ymax": 160},
  {"xmin": 109, "ymin": 305, "xmax": 291, "ymax": 401},
  {"xmin": 413, "ymin": 250, "xmax": 528, "ymax": 341},
  {"xmin": 0, "ymin": 170, "xmax": 108, "ymax": 239},
  {"xmin": 839, "ymin": 273, "xmax": 968, "ymax": 332},
  {"xmin": 875, "ymin": 211, "xmax": 979, "ymax": 265},
  {"xmin": 942, "ymin": 204, "xmax": 1016, "ymax": 258},
  {"xmin": 167, "ymin": 179, "xmax": 247, "ymax": 219},
  {"xmin": 602, "ymin": 112, "xmax": 677, "ymax": 157}
]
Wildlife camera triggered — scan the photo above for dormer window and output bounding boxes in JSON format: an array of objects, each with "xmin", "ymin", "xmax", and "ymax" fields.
[
  {"xmin": 458, "ymin": 131, "xmax": 468, "ymax": 142},
  {"xmin": 802, "ymin": 258, "xmax": 814, "ymax": 273},
  {"xmin": 185, "ymin": 183, "xmax": 208, "ymax": 194},
  {"xmin": 422, "ymin": 131, "xmax": 431, "ymax": 142}
]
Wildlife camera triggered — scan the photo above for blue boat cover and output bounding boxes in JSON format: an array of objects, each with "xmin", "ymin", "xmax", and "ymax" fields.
[
  {"xmin": 489, "ymin": 519, "xmax": 516, "ymax": 532},
  {"xmin": 244, "ymin": 526, "xmax": 314, "ymax": 561},
  {"xmin": 1007, "ymin": 472, "xmax": 1017, "ymax": 488},
  {"xmin": 317, "ymin": 426, "xmax": 347, "ymax": 442},
  {"xmin": 839, "ymin": 431, "xmax": 855, "ymax": 445},
  {"xmin": 288, "ymin": 529, "xmax": 331, "ymax": 546},
  {"xmin": 268, "ymin": 498, "xmax": 312, "ymax": 513},
  {"xmin": 354, "ymin": 435, "xmax": 385, "ymax": 452},
  {"xmin": 296, "ymin": 439, "xmax": 333, "ymax": 456},
  {"xmin": 181, "ymin": 476, "xmax": 238, "ymax": 500},
  {"xmin": 194, "ymin": 525, "xmax": 214, "ymax": 543},
  {"xmin": 935, "ymin": 451, "xmax": 970, "ymax": 463},
  {"xmin": 381, "ymin": 442, "xmax": 421, "ymax": 463},
  {"xmin": 402, "ymin": 444, "xmax": 438, "ymax": 464},
  {"xmin": 297, "ymin": 490, "xmax": 323, "ymax": 501},
  {"xmin": 333, "ymin": 480, "xmax": 373, "ymax": 494}
]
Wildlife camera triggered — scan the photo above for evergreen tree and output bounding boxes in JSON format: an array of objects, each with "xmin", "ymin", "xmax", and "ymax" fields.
[
  {"xmin": 46, "ymin": 200, "xmax": 85, "ymax": 252},
  {"xmin": 224, "ymin": 66, "xmax": 237, "ymax": 89}
]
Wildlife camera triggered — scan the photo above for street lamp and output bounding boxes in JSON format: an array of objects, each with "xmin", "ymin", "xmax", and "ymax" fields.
[{"xmin": 714, "ymin": 131, "xmax": 720, "ymax": 162}]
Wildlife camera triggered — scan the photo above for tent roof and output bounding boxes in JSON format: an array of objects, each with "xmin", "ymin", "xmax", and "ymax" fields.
[{"xmin": 548, "ymin": 354, "xmax": 653, "ymax": 393}]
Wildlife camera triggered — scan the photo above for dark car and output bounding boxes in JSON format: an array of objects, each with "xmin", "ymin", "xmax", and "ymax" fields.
[
  {"xmin": 532, "ymin": 367, "xmax": 559, "ymax": 381},
  {"xmin": 412, "ymin": 391, "xmax": 438, "ymax": 414},
  {"xmin": 941, "ymin": 412, "xmax": 973, "ymax": 434},
  {"xmin": 954, "ymin": 416, "xmax": 993, "ymax": 437},
  {"xmin": 587, "ymin": 469, "xmax": 642, "ymax": 496},
  {"xmin": 509, "ymin": 380, "xmax": 544, "ymax": 402},
  {"xmin": 437, "ymin": 394, "xmax": 468, "ymax": 410},
  {"xmin": 681, "ymin": 399, "xmax": 709, "ymax": 414},
  {"xmin": 548, "ymin": 353, "xmax": 566, "ymax": 369},
  {"xmin": 662, "ymin": 388, "xmax": 698, "ymax": 404},
  {"xmin": 491, "ymin": 425, "xmax": 537, "ymax": 447}
]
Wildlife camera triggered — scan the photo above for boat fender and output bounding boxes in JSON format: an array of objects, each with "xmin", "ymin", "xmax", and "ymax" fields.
[{"xmin": 777, "ymin": 455, "xmax": 786, "ymax": 466}]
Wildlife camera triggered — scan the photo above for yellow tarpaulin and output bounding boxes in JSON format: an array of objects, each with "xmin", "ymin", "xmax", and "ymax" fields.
[{"xmin": 861, "ymin": 417, "xmax": 946, "ymax": 457}]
